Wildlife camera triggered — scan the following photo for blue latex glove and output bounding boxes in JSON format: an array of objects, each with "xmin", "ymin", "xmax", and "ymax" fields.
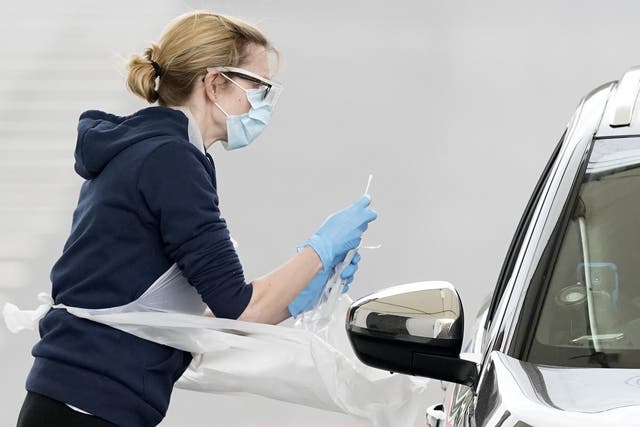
[
  {"xmin": 302, "ymin": 195, "xmax": 377, "ymax": 269},
  {"xmin": 288, "ymin": 252, "xmax": 361, "ymax": 318}
]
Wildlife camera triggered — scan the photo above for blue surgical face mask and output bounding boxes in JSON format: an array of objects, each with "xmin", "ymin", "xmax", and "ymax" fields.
[{"xmin": 214, "ymin": 83, "xmax": 272, "ymax": 151}]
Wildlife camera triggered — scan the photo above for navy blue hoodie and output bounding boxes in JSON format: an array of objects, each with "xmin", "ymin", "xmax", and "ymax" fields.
[{"xmin": 26, "ymin": 106, "xmax": 253, "ymax": 427}]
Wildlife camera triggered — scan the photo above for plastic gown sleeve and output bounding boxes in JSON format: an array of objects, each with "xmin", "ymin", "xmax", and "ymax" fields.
[{"xmin": 136, "ymin": 142, "xmax": 252, "ymax": 319}]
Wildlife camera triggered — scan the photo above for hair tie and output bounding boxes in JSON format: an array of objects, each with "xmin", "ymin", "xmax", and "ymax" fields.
[{"xmin": 150, "ymin": 60, "xmax": 164, "ymax": 78}]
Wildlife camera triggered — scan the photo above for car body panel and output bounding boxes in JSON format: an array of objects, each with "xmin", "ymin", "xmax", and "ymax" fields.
[{"xmin": 473, "ymin": 352, "xmax": 640, "ymax": 426}]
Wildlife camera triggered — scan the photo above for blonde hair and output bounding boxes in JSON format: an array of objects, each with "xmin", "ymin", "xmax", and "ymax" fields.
[{"xmin": 126, "ymin": 11, "xmax": 277, "ymax": 106}]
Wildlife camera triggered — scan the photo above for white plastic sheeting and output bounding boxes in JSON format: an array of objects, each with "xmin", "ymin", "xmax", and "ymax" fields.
[{"xmin": 4, "ymin": 263, "xmax": 429, "ymax": 427}]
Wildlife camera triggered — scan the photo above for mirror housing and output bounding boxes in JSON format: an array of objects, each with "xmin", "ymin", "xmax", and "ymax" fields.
[{"xmin": 346, "ymin": 281, "xmax": 478, "ymax": 386}]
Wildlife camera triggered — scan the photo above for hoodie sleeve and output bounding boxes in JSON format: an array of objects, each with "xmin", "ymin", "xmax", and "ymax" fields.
[{"xmin": 136, "ymin": 142, "xmax": 253, "ymax": 319}]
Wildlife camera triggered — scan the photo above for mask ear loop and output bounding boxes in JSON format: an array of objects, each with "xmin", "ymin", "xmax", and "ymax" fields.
[
  {"xmin": 219, "ymin": 73, "xmax": 250, "ymax": 93},
  {"xmin": 214, "ymin": 73, "xmax": 260, "ymax": 117},
  {"xmin": 203, "ymin": 71, "xmax": 232, "ymax": 118},
  {"xmin": 220, "ymin": 72, "xmax": 271, "ymax": 103},
  {"xmin": 207, "ymin": 72, "xmax": 242, "ymax": 118},
  {"xmin": 214, "ymin": 102, "xmax": 230, "ymax": 118}
]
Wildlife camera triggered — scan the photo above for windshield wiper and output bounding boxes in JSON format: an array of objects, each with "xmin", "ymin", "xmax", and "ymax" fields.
[{"xmin": 568, "ymin": 351, "xmax": 619, "ymax": 368}]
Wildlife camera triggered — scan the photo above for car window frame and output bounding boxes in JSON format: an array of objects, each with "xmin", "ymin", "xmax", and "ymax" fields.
[
  {"xmin": 508, "ymin": 136, "xmax": 593, "ymax": 360},
  {"xmin": 484, "ymin": 132, "xmax": 566, "ymax": 332}
]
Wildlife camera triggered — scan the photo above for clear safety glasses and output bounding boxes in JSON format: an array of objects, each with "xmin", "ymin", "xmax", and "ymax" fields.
[{"xmin": 206, "ymin": 66, "xmax": 283, "ymax": 107}]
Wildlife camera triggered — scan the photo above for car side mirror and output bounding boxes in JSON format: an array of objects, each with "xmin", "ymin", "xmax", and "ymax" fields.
[{"xmin": 346, "ymin": 281, "xmax": 478, "ymax": 386}]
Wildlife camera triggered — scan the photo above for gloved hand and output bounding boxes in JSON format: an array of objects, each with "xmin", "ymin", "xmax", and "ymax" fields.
[
  {"xmin": 301, "ymin": 195, "xmax": 377, "ymax": 269},
  {"xmin": 288, "ymin": 252, "xmax": 361, "ymax": 318}
]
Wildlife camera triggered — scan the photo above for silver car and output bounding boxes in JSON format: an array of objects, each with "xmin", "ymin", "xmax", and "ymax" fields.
[{"xmin": 345, "ymin": 66, "xmax": 640, "ymax": 426}]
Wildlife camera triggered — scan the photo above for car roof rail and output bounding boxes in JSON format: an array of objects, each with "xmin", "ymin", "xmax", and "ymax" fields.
[{"xmin": 610, "ymin": 65, "xmax": 640, "ymax": 127}]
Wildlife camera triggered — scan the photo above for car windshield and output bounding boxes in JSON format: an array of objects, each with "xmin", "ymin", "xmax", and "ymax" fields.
[{"xmin": 527, "ymin": 137, "xmax": 640, "ymax": 368}]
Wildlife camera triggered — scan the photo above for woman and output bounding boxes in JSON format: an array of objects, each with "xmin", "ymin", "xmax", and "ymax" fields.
[{"xmin": 16, "ymin": 11, "xmax": 376, "ymax": 427}]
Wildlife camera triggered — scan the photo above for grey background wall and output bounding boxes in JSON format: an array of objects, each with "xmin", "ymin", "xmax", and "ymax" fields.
[{"xmin": 2, "ymin": 1, "xmax": 639, "ymax": 425}]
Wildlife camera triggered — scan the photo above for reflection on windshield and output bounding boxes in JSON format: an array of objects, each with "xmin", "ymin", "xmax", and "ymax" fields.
[{"xmin": 530, "ymin": 138, "xmax": 640, "ymax": 368}]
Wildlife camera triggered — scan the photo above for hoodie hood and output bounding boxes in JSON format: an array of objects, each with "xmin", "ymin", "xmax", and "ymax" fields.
[{"xmin": 74, "ymin": 107, "xmax": 189, "ymax": 179}]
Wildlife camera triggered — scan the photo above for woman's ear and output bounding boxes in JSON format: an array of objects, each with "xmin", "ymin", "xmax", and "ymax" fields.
[{"xmin": 203, "ymin": 71, "xmax": 222, "ymax": 102}]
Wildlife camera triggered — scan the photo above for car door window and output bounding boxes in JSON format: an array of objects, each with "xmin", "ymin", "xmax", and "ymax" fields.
[{"xmin": 518, "ymin": 136, "xmax": 640, "ymax": 368}]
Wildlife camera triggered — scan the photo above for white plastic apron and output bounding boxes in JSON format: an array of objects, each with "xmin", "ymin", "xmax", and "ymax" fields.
[{"xmin": 3, "ymin": 263, "xmax": 429, "ymax": 427}]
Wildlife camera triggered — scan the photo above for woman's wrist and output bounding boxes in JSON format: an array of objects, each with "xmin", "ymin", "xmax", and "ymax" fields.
[{"xmin": 298, "ymin": 245, "xmax": 323, "ymax": 274}]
